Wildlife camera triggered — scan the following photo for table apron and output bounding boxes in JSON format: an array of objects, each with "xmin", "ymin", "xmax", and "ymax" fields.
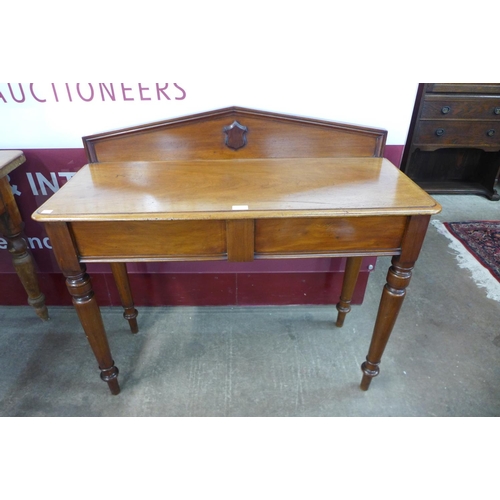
[{"xmin": 67, "ymin": 215, "xmax": 409, "ymax": 262}]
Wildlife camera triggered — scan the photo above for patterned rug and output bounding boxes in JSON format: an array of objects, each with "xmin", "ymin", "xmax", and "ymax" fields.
[{"xmin": 443, "ymin": 221, "xmax": 500, "ymax": 282}]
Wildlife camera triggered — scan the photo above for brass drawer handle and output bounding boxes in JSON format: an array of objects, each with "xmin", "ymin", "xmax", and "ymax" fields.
[
  {"xmin": 435, "ymin": 128, "xmax": 445, "ymax": 137},
  {"xmin": 487, "ymin": 129, "xmax": 495, "ymax": 137},
  {"xmin": 441, "ymin": 106, "xmax": 451, "ymax": 114},
  {"xmin": 494, "ymin": 107, "xmax": 500, "ymax": 115}
]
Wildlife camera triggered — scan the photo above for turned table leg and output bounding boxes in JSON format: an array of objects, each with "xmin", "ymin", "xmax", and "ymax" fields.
[
  {"xmin": 360, "ymin": 215, "xmax": 431, "ymax": 390},
  {"xmin": 336, "ymin": 256, "xmax": 363, "ymax": 327},
  {"xmin": 360, "ymin": 257, "xmax": 413, "ymax": 390},
  {"xmin": 5, "ymin": 229, "xmax": 49, "ymax": 320},
  {"xmin": 110, "ymin": 262, "xmax": 139, "ymax": 334},
  {"xmin": 0, "ymin": 176, "xmax": 48, "ymax": 321},
  {"xmin": 67, "ymin": 268, "xmax": 120, "ymax": 395},
  {"xmin": 45, "ymin": 222, "xmax": 120, "ymax": 395}
]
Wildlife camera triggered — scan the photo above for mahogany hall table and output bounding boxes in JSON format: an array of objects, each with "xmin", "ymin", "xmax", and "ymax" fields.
[
  {"xmin": 33, "ymin": 157, "xmax": 441, "ymax": 395},
  {"xmin": 0, "ymin": 150, "xmax": 48, "ymax": 320}
]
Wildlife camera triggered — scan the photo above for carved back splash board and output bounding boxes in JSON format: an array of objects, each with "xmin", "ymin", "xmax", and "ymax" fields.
[{"xmin": 83, "ymin": 106, "xmax": 387, "ymax": 162}]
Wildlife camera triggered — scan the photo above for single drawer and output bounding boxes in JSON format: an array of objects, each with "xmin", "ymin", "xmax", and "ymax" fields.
[
  {"xmin": 427, "ymin": 83, "xmax": 500, "ymax": 94},
  {"xmin": 421, "ymin": 96, "xmax": 500, "ymax": 120},
  {"xmin": 255, "ymin": 216, "xmax": 407, "ymax": 256},
  {"xmin": 414, "ymin": 120, "xmax": 500, "ymax": 147},
  {"xmin": 70, "ymin": 220, "xmax": 227, "ymax": 260}
]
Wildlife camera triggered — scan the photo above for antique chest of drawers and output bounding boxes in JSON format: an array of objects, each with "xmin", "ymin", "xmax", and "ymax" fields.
[{"xmin": 401, "ymin": 83, "xmax": 500, "ymax": 200}]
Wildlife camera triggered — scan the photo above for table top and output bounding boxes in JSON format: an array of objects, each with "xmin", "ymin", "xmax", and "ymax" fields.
[
  {"xmin": 33, "ymin": 157, "xmax": 441, "ymax": 222},
  {"xmin": 0, "ymin": 150, "xmax": 25, "ymax": 178}
]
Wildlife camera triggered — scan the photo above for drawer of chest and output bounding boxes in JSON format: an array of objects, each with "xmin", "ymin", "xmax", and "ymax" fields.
[
  {"xmin": 414, "ymin": 120, "xmax": 500, "ymax": 147},
  {"xmin": 421, "ymin": 96, "xmax": 500, "ymax": 120},
  {"xmin": 427, "ymin": 84, "xmax": 500, "ymax": 94}
]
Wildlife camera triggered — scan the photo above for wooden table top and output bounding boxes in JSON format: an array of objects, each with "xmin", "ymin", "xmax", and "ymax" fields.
[
  {"xmin": 0, "ymin": 150, "xmax": 25, "ymax": 178},
  {"xmin": 33, "ymin": 157, "xmax": 441, "ymax": 222}
]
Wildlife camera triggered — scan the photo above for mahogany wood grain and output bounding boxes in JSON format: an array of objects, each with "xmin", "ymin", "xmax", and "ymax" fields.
[
  {"xmin": 255, "ymin": 217, "xmax": 407, "ymax": 256},
  {"xmin": 70, "ymin": 220, "xmax": 227, "ymax": 261},
  {"xmin": 226, "ymin": 220, "xmax": 255, "ymax": 262},
  {"xmin": 83, "ymin": 107, "xmax": 387, "ymax": 162},
  {"xmin": 32, "ymin": 159, "xmax": 439, "ymax": 222}
]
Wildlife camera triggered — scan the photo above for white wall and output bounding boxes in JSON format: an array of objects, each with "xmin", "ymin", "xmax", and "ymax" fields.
[
  {"xmin": 0, "ymin": 81, "xmax": 419, "ymax": 148},
  {"xmin": 1, "ymin": 1, "xmax": 495, "ymax": 149}
]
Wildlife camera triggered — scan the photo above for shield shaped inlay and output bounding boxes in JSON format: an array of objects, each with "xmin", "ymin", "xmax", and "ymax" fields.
[{"xmin": 223, "ymin": 121, "xmax": 248, "ymax": 150}]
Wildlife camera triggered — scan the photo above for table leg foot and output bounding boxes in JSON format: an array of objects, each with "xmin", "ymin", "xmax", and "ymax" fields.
[
  {"xmin": 100, "ymin": 364, "xmax": 120, "ymax": 395},
  {"xmin": 110, "ymin": 263, "xmax": 139, "ymax": 334},
  {"xmin": 124, "ymin": 315, "xmax": 139, "ymax": 334},
  {"xmin": 28, "ymin": 293, "xmax": 49, "ymax": 321},
  {"xmin": 335, "ymin": 307, "xmax": 349, "ymax": 328},
  {"xmin": 360, "ymin": 359, "xmax": 379, "ymax": 391}
]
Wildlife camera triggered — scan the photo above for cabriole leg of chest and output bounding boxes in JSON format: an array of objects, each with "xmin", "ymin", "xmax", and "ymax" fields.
[{"xmin": 44, "ymin": 222, "xmax": 120, "ymax": 395}]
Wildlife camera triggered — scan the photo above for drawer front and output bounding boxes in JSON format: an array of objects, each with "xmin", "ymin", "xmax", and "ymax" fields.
[
  {"xmin": 427, "ymin": 83, "xmax": 500, "ymax": 94},
  {"xmin": 255, "ymin": 216, "xmax": 407, "ymax": 256},
  {"xmin": 414, "ymin": 120, "xmax": 500, "ymax": 147},
  {"xmin": 421, "ymin": 96, "xmax": 500, "ymax": 120},
  {"xmin": 70, "ymin": 220, "xmax": 227, "ymax": 260}
]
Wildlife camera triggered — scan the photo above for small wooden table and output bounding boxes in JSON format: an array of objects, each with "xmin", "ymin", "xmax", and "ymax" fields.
[
  {"xmin": 33, "ymin": 156, "xmax": 441, "ymax": 394},
  {"xmin": 0, "ymin": 150, "xmax": 48, "ymax": 320}
]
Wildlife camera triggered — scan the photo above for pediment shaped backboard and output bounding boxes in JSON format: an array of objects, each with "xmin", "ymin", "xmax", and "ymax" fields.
[{"xmin": 83, "ymin": 106, "xmax": 387, "ymax": 162}]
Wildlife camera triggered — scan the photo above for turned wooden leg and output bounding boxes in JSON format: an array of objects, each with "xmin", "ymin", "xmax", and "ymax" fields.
[
  {"xmin": 0, "ymin": 176, "xmax": 48, "ymax": 320},
  {"xmin": 45, "ymin": 222, "xmax": 120, "ymax": 395},
  {"xmin": 360, "ymin": 215, "xmax": 431, "ymax": 391},
  {"xmin": 360, "ymin": 257, "xmax": 412, "ymax": 390},
  {"xmin": 5, "ymin": 230, "xmax": 49, "ymax": 320},
  {"xmin": 336, "ymin": 256, "xmax": 363, "ymax": 327},
  {"xmin": 110, "ymin": 262, "xmax": 139, "ymax": 334},
  {"xmin": 67, "ymin": 268, "xmax": 120, "ymax": 395}
]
